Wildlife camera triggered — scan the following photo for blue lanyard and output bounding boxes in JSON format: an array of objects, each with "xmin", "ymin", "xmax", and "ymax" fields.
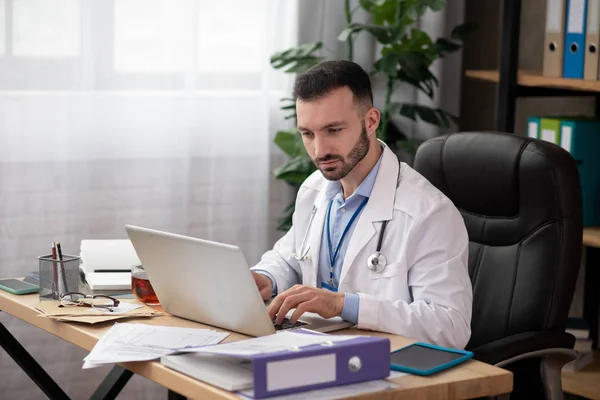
[{"xmin": 324, "ymin": 197, "xmax": 368, "ymax": 290}]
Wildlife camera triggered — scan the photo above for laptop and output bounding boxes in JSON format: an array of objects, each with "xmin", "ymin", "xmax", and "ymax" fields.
[{"xmin": 124, "ymin": 225, "xmax": 353, "ymax": 337}]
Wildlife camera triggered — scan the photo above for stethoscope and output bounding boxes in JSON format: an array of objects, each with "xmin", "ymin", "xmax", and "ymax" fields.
[
  {"xmin": 291, "ymin": 172, "xmax": 399, "ymax": 274},
  {"xmin": 290, "ymin": 205, "xmax": 316, "ymax": 262},
  {"xmin": 292, "ymin": 207, "xmax": 389, "ymax": 271}
]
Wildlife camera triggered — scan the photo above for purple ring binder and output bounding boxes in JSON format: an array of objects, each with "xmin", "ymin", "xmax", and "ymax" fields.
[{"xmin": 248, "ymin": 333, "xmax": 391, "ymax": 399}]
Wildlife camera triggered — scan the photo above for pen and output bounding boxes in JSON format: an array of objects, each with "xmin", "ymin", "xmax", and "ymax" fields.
[
  {"xmin": 51, "ymin": 242, "xmax": 58, "ymax": 297},
  {"xmin": 56, "ymin": 242, "xmax": 68, "ymax": 293}
]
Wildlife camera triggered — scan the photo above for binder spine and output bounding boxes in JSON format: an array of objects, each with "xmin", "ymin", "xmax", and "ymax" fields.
[
  {"xmin": 544, "ymin": 0, "xmax": 567, "ymax": 77},
  {"xmin": 252, "ymin": 338, "xmax": 391, "ymax": 398},
  {"xmin": 527, "ymin": 116, "xmax": 541, "ymax": 139},
  {"xmin": 564, "ymin": 0, "xmax": 588, "ymax": 78},
  {"xmin": 585, "ymin": 0, "xmax": 599, "ymax": 79}
]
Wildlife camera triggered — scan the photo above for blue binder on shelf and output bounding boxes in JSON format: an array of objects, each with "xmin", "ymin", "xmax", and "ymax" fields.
[
  {"xmin": 160, "ymin": 330, "xmax": 391, "ymax": 399},
  {"xmin": 563, "ymin": 0, "xmax": 588, "ymax": 78},
  {"xmin": 557, "ymin": 117, "xmax": 600, "ymax": 226}
]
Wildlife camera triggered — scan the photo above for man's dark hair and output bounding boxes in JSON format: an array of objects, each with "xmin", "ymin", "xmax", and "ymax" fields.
[{"xmin": 292, "ymin": 60, "xmax": 373, "ymax": 113}]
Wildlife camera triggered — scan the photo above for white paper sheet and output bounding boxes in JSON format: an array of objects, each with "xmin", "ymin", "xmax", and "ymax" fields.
[
  {"xmin": 89, "ymin": 301, "xmax": 143, "ymax": 314},
  {"xmin": 83, "ymin": 323, "xmax": 229, "ymax": 369},
  {"xmin": 192, "ymin": 331, "xmax": 361, "ymax": 356}
]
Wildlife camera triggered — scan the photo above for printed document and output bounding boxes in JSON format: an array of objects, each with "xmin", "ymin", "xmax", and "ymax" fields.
[{"xmin": 83, "ymin": 323, "xmax": 229, "ymax": 369}]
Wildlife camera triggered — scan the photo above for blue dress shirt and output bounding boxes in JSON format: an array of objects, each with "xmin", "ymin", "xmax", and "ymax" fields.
[
  {"xmin": 257, "ymin": 151, "xmax": 384, "ymax": 324},
  {"xmin": 319, "ymin": 152, "xmax": 383, "ymax": 323}
]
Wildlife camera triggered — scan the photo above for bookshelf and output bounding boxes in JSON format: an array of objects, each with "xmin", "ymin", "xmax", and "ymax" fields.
[
  {"xmin": 464, "ymin": 0, "xmax": 600, "ymax": 133},
  {"xmin": 464, "ymin": 0, "xmax": 600, "ymax": 396},
  {"xmin": 466, "ymin": 69, "xmax": 600, "ymax": 94}
]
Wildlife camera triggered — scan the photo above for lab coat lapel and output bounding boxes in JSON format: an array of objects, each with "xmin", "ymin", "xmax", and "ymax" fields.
[
  {"xmin": 307, "ymin": 188, "xmax": 328, "ymax": 287},
  {"xmin": 339, "ymin": 146, "xmax": 399, "ymax": 284}
]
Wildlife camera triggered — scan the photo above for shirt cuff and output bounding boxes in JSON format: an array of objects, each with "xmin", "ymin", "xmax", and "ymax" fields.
[
  {"xmin": 252, "ymin": 269, "xmax": 277, "ymax": 296},
  {"xmin": 340, "ymin": 293, "xmax": 359, "ymax": 324}
]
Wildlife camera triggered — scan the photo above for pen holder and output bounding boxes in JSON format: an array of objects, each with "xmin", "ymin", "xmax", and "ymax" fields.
[{"xmin": 38, "ymin": 254, "xmax": 81, "ymax": 300}]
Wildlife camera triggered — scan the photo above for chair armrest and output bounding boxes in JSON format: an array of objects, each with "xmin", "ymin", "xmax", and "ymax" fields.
[
  {"xmin": 469, "ymin": 331, "xmax": 575, "ymax": 365},
  {"xmin": 494, "ymin": 348, "xmax": 577, "ymax": 368}
]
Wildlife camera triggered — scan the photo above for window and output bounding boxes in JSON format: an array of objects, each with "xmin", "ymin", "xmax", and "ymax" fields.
[
  {"xmin": 196, "ymin": 0, "xmax": 265, "ymax": 73},
  {"xmin": 114, "ymin": 0, "xmax": 189, "ymax": 73},
  {"xmin": 12, "ymin": 0, "xmax": 80, "ymax": 57},
  {"xmin": 0, "ymin": 0, "xmax": 5, "ymax": 55},
  {"xmin": 0, "ymin": 0, "xmax": 280, "ymax": 91}
]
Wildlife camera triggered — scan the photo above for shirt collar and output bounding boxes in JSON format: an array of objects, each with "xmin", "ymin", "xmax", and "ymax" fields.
[{"xmin": 325, "ymin": 147, "xmax": 384, "ymax": 203}]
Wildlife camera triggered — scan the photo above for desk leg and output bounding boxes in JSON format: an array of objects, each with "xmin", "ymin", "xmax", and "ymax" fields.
[
  {"xmin": 168, "ymin": 390, "xmax": 187, "ymax": 400},
  {"xmin": 584, "ymin": 247, "xmax": 600, "ymax": 349},
  {"xmin": 0, "ymin": 319, "xmax": 71, "ymax": 400},
  {"xmin": 89, "ymin": 365, "xmax": 133, "ymax": 400}
]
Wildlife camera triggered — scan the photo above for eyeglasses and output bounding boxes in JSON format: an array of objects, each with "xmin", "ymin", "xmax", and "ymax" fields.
[{"xmin": 59, "ymin": 292, "xmax": 120, "ymax": 312}]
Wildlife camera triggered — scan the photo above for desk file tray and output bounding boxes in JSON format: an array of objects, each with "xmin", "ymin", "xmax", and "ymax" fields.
[{"xmin": 161, "ymin": 333, "xmax": 391, "ymax": 399}]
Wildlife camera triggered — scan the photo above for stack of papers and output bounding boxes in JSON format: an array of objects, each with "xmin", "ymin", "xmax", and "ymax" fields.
[
  {"xmin": 36, "ymin": 299, "xmax": 162, "ymax": 324},
  {"xmin": 190, "ymin": 330, "xmax": 362, "ymax": 356},
  {"xmin": 80, "ymin": 240, "xmax": 141, "ymax": 290},
  {"xmin": 84, "ymin": 323, "xmax": 230, "ymax": 368}
]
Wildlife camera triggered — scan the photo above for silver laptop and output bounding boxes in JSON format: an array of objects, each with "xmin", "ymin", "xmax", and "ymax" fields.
[{"xmin": 125, "ymin": 225, "xmax": 353, "ymax": 337}]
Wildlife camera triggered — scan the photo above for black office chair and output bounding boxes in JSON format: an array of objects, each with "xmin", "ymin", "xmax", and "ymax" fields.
[{"xmin": 413, "ymin": 132, "xmax": 583, "ymax": 400}]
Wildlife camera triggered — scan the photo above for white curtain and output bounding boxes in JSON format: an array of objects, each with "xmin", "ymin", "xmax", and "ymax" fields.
[{"xmin": 0, "ymin": 0, "xmax": 296, "ymax": 398}]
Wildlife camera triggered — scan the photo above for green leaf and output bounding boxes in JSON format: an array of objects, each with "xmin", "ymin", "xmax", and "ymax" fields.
[
  {"xmin": 270, "ymin": 42, "xmax": 323, "ymax": 72},
  {"xmin": 422, "ymin": 0, "xmax": 446, "ymax": 11},
  {"xmin": 273, "ymin": 156, "xmax": 316, "ymax": 185},
  {"xmin": 338, "ymin": 27, "xmax": 358, "ymax": 42},
  {"xmin": 277, "ymin": 201, "xmax": 296, "ymax": 231},
  {"xmin": 391, "ymin": 103, "xmax": 459, "ymax": 128},
  {"xmin": 432, "ymin": 38, "xmax": 461, "ymax": 57},
  {"xmin": 373, "ymin": 52, "xmax": 399, "ymax": 77},
  {"xmin": 339, "ymin": 23, "xmax": 396, "ymax": 44},
  {"xmin": 408, "ymin": 28, "xmax": 434, "ymax": 51},
  {"xmin": 450, "ymin": 22, "xmax": 478, "ymax": 41},
  {"xmin": 359, "ymin": 0, "xmax": 399, "ymax": 26},
  {"xmin": 396, "ymin": 69, "xmax": 434, "ymax": 98},
  {"xmin": 273, "ymin": 130, "xmax": 304, "ymax": 158}
]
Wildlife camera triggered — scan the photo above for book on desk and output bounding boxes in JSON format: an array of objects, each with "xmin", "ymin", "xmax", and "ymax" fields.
[
  {"xmin": 79, "ymin": 239, "xmax": 140, "ymax": 290},
  {"xmin": 160, "ymin": 329, "xmax": 391, "ymax": 399}
]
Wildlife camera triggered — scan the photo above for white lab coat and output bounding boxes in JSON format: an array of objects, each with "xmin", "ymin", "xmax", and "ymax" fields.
[{"xmin": 253, "ymin": 143, "xmax": 473, "ymax": 349}]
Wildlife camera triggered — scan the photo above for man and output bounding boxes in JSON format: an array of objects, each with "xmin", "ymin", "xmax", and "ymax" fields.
[{"xmin": 251, "ymin": 60, "xmax": 472, "ymax": 349}]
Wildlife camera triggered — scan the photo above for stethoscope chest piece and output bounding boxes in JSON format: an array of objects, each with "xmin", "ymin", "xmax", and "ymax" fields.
[{"xmin": 367, "ymin": 252, "xmax": 386, "ymax": 272}]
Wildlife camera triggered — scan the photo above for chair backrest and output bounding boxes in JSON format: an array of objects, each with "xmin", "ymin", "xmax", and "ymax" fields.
[{"xmin": 412, "ymin": 132, "xmax": 583, "ymax": 349}]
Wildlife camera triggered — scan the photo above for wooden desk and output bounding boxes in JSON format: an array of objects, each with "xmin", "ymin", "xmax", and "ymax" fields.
[
  {"xmin": 0, "ymin": 290, "xmax": 512, "ymax": 400},
  {"xmin": 582, "ymin": 227, "xmax": 600, "ymax": 350},
  {"xmin": 583, "ymin": 227, "xmax": 600, "ymax": 248},
  {"xmin": 562, "ymin": 228, "xmax": 600, "ymax": 398}
]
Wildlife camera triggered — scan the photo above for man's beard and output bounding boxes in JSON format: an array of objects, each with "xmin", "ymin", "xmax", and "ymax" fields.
[{"xmin": 314, "ymin": 124, "xmax": 370, "ymax": 181}]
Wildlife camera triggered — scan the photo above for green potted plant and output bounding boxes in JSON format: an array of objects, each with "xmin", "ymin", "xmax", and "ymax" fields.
[{"xmin": 270, "ymin": 0, "xmax": 475, "ymax": 231}]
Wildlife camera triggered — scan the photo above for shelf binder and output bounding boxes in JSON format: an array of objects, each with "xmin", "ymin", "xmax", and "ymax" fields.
[
  {"xmin": 527, "ymin": 116, "xmax": 541, "ymax": 138},
  {"xmin": 161, "ymin": 331, "xmax": 391, "ymax": 399},
  {"xmin": 564, "ymin": 0, "xmax": 588, "ymax": 78},
  {"xmin": 544, "ymin": 0, "xmax": 567, "ymax": 77},
  {"xmin": 585, "ymin": 0, "xmax": 600, "ymax": 79},
  {"xmin": 536, "ymin": 116, "xmax": 600, "ymax": 226}
]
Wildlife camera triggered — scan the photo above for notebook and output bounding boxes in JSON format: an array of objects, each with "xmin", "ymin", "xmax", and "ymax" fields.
[{"xmin": 79, "ymin": 239, "xmax": 140, "ymax": 290}]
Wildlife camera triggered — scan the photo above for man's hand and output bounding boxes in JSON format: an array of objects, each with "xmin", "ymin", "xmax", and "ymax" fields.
[
  {"xmin": 251, "ymin": 271, "xmax": 273, "ymax": 301},
  {"xmin": 267, "ymin": 285, "xmax": 345, "ymax": 325}
]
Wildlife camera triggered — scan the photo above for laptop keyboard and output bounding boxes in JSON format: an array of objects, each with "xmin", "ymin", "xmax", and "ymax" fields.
[{"xmin": 273, "ymin": 317, "xmax": 307, "ymax": 331}]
